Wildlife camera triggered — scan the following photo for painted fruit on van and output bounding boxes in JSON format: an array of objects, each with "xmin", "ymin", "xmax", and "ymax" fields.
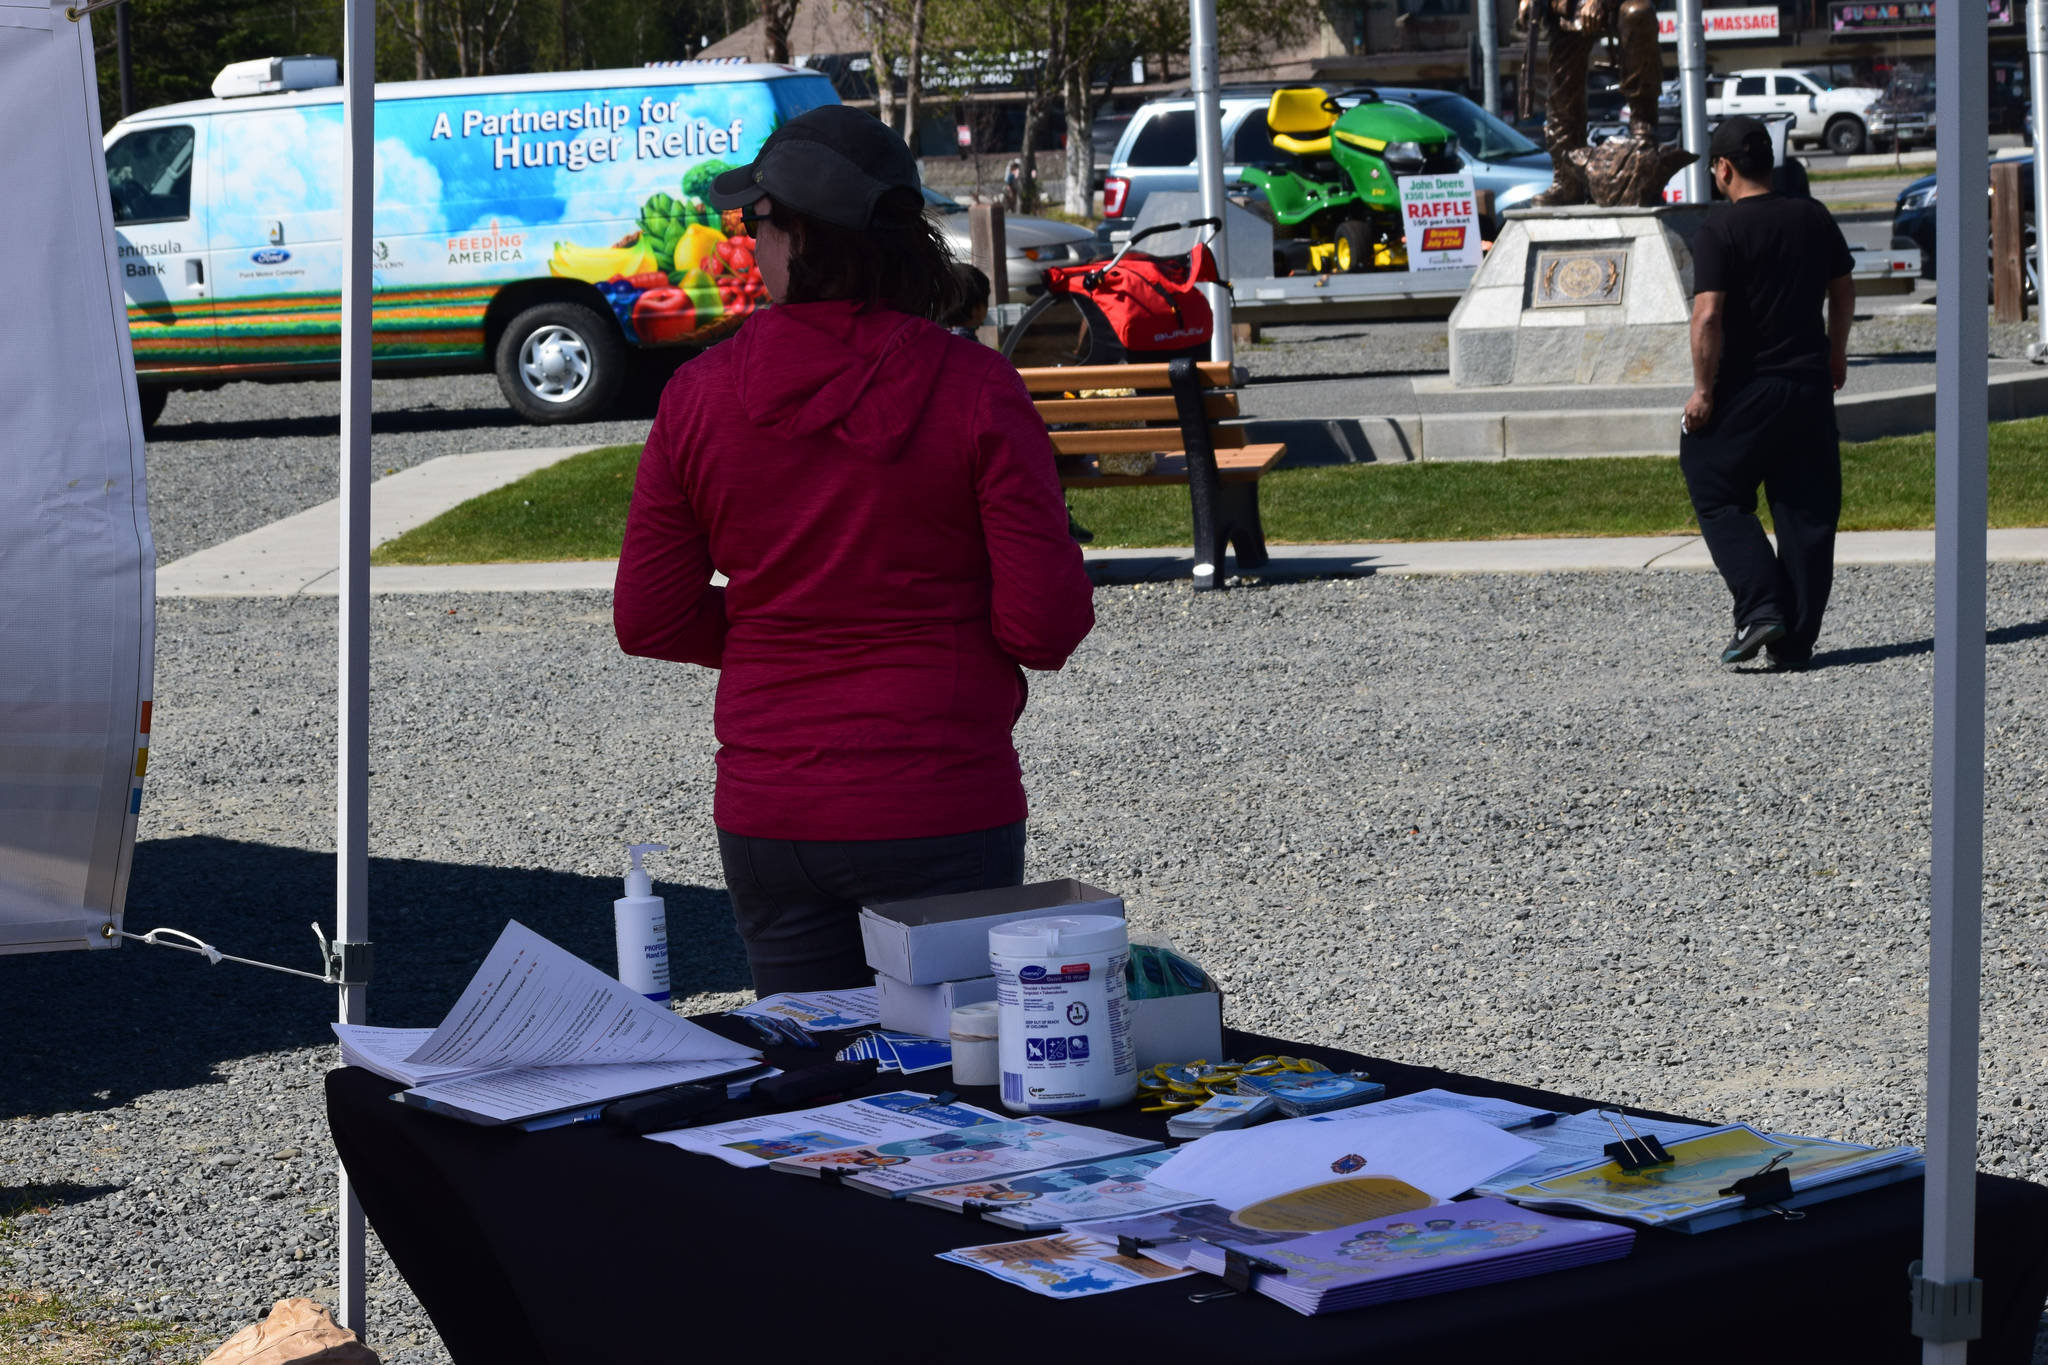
[{"xmin": 119, "ymin": 78, "xmax": 787, "ymax": 377}]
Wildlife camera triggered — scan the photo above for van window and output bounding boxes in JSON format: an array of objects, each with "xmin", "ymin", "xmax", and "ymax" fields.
[
  {"xmin": 1128, "ymin": 110, "xmax": 1197, "ymax": 166},
  {"xmin": 1232, "ymin": 113, "xmax": 1280, "ymax": 164},
  {"xmin": 107, "ymin": 125, "xmax": 195, "ymax": 224}
]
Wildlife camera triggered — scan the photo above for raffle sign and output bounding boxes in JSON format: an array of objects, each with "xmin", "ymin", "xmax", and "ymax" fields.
[{"xmin": 1396, "ymin": 171, "xmax": 1484, "ymax": 271}]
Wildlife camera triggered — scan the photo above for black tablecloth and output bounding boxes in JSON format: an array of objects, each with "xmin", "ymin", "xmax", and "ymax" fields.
[{"xmin": 328, "ymin": 1023, "xmax": 2048, "ymax": 1364}]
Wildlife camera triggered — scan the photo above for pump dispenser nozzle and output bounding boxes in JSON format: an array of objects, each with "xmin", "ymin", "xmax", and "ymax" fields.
[{"xmin": 624, "ymin": 842, "xmax": 669, "ymax": 899}]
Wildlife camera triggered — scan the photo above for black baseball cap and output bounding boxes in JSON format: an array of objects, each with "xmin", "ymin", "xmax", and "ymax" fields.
[
  {"xmin": 1709, "ymin": 115, "xmax": 1774, "ymax": 170},
  {"xmin": 707, "ymin": 105, "xmax": 921, "ymax": 230}
]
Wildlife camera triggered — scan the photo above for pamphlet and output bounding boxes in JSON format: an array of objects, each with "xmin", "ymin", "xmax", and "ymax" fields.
[
  {"xmin": 1182, "ymin": 1195, "xmax": 1635, "ymax": 1315},
  {"xmin": 836, "ymin": 1030, "xmax": 953, "ymax": 1074},
  {"xmin": 938, "ymin": 1232, "xmax": 1196, "ymax": 1298},
  {"xmin": 647, "ymin": 1090, "xmax": 1005, "ymax": 1169},
  {"xmin": 729, "ymin": 987, "xmax": 880, "ymax": 1033},
  {"xmin": 769, "ymin": 1119, "xmax": 1162, "ymax": 1197},
  {"xmin": 1499, "ymin": 1124, "xmax": 1924, "ymax": 1230},
  {"xmin": 1149, "ymin": 1109, "xmax": 1542, "ymax": 1214},
  {"xmin": 1322, "ymin": 1088, "xmax": 1563, "ymax": 1129},
  {"xmin": 400, "ymin": 920, "xmax": 754, "ymax": 1072},
  {"xmin": 1080, "ymin": 1202, "xmax": 1319, "ymax": 1271},
  {"xmin": 1472, "ymin": 1110, "xmax": 1714, "ymax": 1194},
  {"xmin": 911, "ymin": 1151, "xmax": 1207, "ymax": 1230}
]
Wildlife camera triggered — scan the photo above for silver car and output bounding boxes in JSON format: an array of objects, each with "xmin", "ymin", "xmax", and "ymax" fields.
[{"xmin": 923, "ymin": 186, "xmax": 1105, "ymax": 299}]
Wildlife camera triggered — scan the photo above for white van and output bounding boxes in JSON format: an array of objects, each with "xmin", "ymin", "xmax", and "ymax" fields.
[{"xmin": 103, "ymin": 58, "xmax": 835, "ymax": 425}]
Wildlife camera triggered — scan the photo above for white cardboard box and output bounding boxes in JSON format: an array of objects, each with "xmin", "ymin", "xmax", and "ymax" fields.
[
  {"xmin": 1130, "ymin": 988, "xmax": 1224, "ymax": 1071},
  {"xmin": 859, "ymin": 878, "xmax": 1124, "ymax": 986},
  {"xmin": 874, "ymin": 973, "xmax": 999, "ymax": 1038}
]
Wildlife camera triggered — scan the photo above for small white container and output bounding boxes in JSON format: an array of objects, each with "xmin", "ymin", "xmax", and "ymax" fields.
[
  {"xmin": 988, "ymin": 914, "xmax": 1136, "ymax": 1114},
  {"xmin": 949, "ymin": 1000, "xmax": 1001, "ymax": 1087},
  {"xmin": 613, "ymin": 842, "xmax": 671, "ymax": 1004}
]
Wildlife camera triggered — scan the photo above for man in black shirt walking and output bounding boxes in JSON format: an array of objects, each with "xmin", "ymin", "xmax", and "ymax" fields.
[{"xmin": 1681, "ymin": 116, "xmax": 1856, "ymax": 671}]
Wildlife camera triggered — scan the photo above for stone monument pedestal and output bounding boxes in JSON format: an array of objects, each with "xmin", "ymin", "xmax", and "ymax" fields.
[{"xmin": 1448, "ymin": 204, "xmax": 1707, "ymax": 388}]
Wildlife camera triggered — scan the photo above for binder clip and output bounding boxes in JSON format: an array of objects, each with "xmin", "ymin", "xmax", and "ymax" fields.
[
  {"xmin": 1118, "ymin": 1233, "xmax": 1178, "ymax": 1258},
  {"xmin": 1719, "ymin": 1151, "xmax": 1804, "ymax": 1219},
  {"xmin": 817, "ymin": 1166, "xmax": 848, "ymax": 1185},
  {"xmin": 960, "ymin": 1200, "xmax": 995, "ymax": 1223},
  {"xmin": 1219, "ymin": 1248, "xmax": 1288, "ymax": 1294},
  {"xmin": 1598, "ymin": 1110, "xmax": 1673, "ymax": 1171}
]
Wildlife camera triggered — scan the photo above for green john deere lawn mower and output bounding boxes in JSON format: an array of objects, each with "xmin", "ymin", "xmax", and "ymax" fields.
[{"xmin": 1239, "ymin": 86, "xmax": 1463, "ymax": 275}]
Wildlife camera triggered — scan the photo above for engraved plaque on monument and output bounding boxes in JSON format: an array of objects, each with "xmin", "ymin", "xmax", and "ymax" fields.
[{"xmin": 1531, "ymin": 248, "xmax": 1626, "ymax": 308}]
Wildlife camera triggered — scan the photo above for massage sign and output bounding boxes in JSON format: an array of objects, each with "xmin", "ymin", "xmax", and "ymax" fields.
[{"xmin": 1395, "ymin": 171, "xmax": 1484, "ymax": 272}]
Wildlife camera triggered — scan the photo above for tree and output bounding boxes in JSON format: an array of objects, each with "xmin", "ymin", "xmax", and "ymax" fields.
[{"xmin": 761, "ymin": 0, "xmax": 797, "ymax": 60}]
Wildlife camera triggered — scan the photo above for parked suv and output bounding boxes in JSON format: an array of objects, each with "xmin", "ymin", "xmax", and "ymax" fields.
[
  {"xmin": 1102, "ymin": 85, "xmax": 1552, "ymax": 251},
  {"xmin": 1705, "ymin": 68, "xmax": 1889, "ymax": 155}
]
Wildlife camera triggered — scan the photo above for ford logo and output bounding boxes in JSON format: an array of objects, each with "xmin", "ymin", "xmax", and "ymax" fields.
[{"xmin": 251, "ymin": 248, "xmax": 291, "ymax": 265}]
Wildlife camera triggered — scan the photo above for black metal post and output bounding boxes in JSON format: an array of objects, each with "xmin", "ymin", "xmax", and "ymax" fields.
[{"xmin": 116, "ymin": 1, "xmax": 133, "ymax": 117}]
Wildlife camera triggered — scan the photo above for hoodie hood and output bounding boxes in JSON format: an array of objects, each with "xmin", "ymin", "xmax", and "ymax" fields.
[{"xmin": 731, "ymin": 300, "xmax": 951, "ymax": 459}]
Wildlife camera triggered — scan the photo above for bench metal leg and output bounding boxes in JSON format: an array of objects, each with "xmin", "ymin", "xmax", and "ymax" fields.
[
  {"xmin": 1169, "ymin": 358, "xmax": 1228, "ymax": 591},
  {"xmin": 1220, "ymin": 480, "xmax": 1269, "ymax": 572}
]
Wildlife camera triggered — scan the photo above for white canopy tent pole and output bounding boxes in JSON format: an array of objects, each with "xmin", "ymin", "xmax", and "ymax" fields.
[
  {"xmin": 1189, "ymin": 0, "xmax": 1234, "ymax": 365},
  {"xmin": 1675, "ymin": 0, "xmax": 1710, "ymax": 203},
  {"xmin": 1915, "ymin": 0, "xmax": 1989, "ymax": 1355},
  {"xmin": 337, "ymin": 0, "xmax": 375, "ymax": 1337}
]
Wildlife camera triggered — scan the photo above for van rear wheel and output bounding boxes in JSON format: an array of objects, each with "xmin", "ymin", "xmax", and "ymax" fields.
[{"xmin": 495, "ymin": 301, "xmax": 625, "ymax": 424}]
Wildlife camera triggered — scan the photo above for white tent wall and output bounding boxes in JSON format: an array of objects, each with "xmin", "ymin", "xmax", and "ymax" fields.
[{"xmin": 0, "ymin": 0, "xmax": 155, "ymax": 957}]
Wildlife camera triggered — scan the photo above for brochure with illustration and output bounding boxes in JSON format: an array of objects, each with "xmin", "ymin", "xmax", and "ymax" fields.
[
  {"xmin": 647, "ymin": 1090, "xmax": 1005, "ymax": 1169},
  {"xmin": 770, "ymin": 1118, "xmax": 1161, "ymax": 1196},
  {"xmin": 728, "ymin": 987, "xmax": 880, "ymax": 1034},
  {"xmin": 1472, "ymin": 1110, "xmax": 1715, "ymax": 1195},
  {"xmin": 908, "ymin": 1150, "xmax": 1205, "ymax": 1229},
  {"xmin": 1499, "ymin": 1124, "xmax": 1923, "ymax": 1231},
  {"xmin": 1183, "ymin": 1195, "xmax": 1635, "ymax": 1315},
  {"xmin": 938, "ymin": 1232, "xmax": 1196, "ymax": 1299}
]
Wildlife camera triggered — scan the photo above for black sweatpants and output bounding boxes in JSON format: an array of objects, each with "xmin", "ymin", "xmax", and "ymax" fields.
[
  {"xmin": 717, "ymin": 821, "xmax": 1028, "ymax": 996},
  {"xmin": 1679, "ymin": 374, "xmax": 1841, "ymax": 661}
]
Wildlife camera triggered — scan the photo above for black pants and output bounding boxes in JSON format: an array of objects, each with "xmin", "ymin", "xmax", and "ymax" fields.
[
  {"xmin": 717, "ymin": 821, "xmax": 1028, "ymax": 996},
  {"xmin": 1679, "ymin": 374, "xmax": 1841, "ymax": 661}
]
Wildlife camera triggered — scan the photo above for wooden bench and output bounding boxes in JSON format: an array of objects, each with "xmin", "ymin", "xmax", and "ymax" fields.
[{"xmin": 1015, "ymin": 359, "xmax": 1285, "ymax": 591}]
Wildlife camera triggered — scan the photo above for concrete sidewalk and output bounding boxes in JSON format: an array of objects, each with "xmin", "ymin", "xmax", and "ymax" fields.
[
  {"xmin": 156, "ymin": 446, "xmax": 593, "ymax": 597},
  {"xmin": 160, "ymin": 530, "xmax": 2048, "ymax": 599}
]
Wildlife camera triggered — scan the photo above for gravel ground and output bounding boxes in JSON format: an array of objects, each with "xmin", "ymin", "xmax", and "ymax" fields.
[
  {"xmin": 5, "ymin": 566, "xmax": 2047, "ymax": 1361},
  {"xmin": 143, "ymin": 373, "xmax": 664, "ymax": 567}
]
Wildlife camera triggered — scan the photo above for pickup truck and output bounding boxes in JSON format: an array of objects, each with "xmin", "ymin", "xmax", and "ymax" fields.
[{"xmin": 1705, "ymin": 68, "xmax": 1890, "ymax": 155}]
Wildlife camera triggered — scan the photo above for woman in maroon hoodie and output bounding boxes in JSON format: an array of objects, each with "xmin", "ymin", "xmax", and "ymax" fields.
[{"xmin": 614, "ymin": 107, "xmax": 1096, "ymax": 997}]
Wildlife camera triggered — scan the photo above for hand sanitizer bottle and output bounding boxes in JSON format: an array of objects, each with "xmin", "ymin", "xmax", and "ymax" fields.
[{"xmin": 614, "ymin": 842, "xmax": 671, "ymax": 1004}]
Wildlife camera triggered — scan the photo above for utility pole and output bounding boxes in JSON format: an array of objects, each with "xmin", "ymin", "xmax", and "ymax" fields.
[
  {"xmin": 1676, "ymin": 0, "xmax": 1709, "ymax": 202},
  {"xmin": 1476, "ymin": 0, "xmax": 1501, "ymax": 114},
  {"xmin": 116, "ymin": 1, "xmax": 132, "ymax": 117},
  {"xmin": 2028, "ymin": 0, "xmax": 2048, "ymax": 359}
]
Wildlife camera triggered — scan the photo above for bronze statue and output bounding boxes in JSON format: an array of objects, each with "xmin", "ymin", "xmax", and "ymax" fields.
[{"xmin": 1516, "ymin": 0, "xmax": 1694, "ymax": 208}]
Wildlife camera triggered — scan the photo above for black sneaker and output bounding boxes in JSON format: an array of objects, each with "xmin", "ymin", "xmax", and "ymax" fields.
[
  {"xmin": 1765, "ymin": 645, "xmax": 1812, "ymax": 673},
  {"xmin": 1720, "ymin": 620, "xmax": 1787, "ymax": 664}
]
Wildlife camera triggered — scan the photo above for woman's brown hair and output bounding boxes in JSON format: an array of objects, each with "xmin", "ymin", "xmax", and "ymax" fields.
[{"xmin": 767, "ymin": 187, "xmax": 967, "ymax": 322}]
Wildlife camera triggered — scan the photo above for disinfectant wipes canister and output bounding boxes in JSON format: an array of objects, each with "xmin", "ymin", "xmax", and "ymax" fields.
[{"xmin": 989, "ymin": 914, "xmax": 1136, "ymax": 1114}]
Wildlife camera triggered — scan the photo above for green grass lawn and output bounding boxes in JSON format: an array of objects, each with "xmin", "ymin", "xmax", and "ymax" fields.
[{"xmin": 371, "ymin": 418, "xmax": 2048, "ymax": 565}]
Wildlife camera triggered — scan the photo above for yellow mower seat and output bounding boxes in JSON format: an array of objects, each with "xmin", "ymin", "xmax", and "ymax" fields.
[{"xmin": 1268, "ymin": 87, "xmax": 1336, "ymax": 157}]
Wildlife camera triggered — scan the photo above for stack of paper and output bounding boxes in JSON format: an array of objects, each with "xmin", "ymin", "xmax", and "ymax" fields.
[
  {"xmin": 910, "ymin": 1150, "xmax": 1206, "ymax": 1229},
  {"xmin": 1498, "ymin": 1124, "xmax": 1923, "ymax": 1232},
  {"xmin": 1236, "ymin": 1070, "xmax": 1386, "ymax": 1118},
  {"xmin": 728, "ymin": 987, "xmax": 880, "ymax": 1038},
  {"xmin": 333, "ymin": 921, "xmax": 760, "ymax": 1125},
  {"xmin": 1182, "ymin": 1196, "xmax": 1635, "ymax": 1315},
  {"xmin": 1472, "ymin": 1110, "xmax": 1713, "ymax": 1194},
  {"xmin": 938, "ymin": 1232, "xmax": 1196, "ymax": 1298},
  {"xmin": 1083, "ymin": 1202, "xmax": 1319, "ymax": 1271},
  {"xmin": 770, "ymin": 1119, "xmax": 1163, "ymax": 1197},
  {"xmin": 1167, "ymin": 1093, "xmax": 1276, "ymax": 1139},
  {"xmin": 648, "ymin": 1090, "xmax": 1005, "ymax": 1168}
]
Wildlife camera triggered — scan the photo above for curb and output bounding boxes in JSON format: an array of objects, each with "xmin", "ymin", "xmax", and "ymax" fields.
[{"xmin": 1244, "ymin": 370, "xmax": 2048, "ymax": 464}]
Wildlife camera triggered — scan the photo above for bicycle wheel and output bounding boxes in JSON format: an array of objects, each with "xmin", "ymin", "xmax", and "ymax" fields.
[{"xmin": 999, "ymin": 293, "xmax": 1127, "ymax": 367}]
